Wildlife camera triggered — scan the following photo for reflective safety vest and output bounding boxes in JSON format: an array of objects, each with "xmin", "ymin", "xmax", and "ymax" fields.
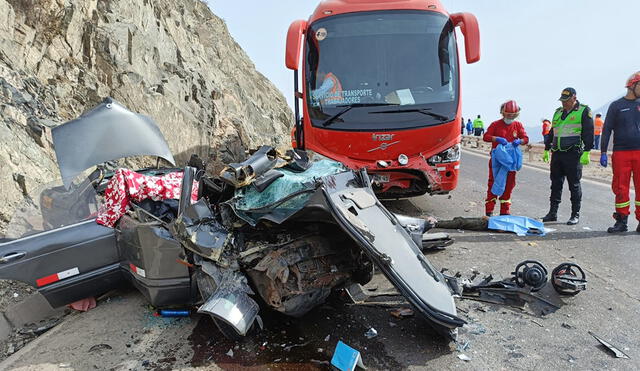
[
  {"xmin": 594, "ymin": 117, "xmax": 604, "ymax": 135},
  {"xmin": 473, "ymin": 118, "xmax": 484, "ymax": 128},
  {"xmin": 551, "ymin": 105, "xmax": 587, "ymax": 151}
]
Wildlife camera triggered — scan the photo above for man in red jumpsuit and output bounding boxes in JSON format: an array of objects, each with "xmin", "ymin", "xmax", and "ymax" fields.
[
  {"xmin": 600, "ymin": 71, "xmax": 640, "ymax": 233},
  {"xmin": 483, "ymin": 100, "xmax": 530, "ymax": 216}
]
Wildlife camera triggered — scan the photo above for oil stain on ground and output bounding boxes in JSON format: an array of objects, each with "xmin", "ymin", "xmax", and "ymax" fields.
[{"xmin": 188, "ymin": 295, "xmax": 405, "ymax": 370}]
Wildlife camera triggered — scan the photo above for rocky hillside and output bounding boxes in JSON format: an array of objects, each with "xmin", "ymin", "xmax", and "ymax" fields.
[{"xmin": 0, "ymin": 0, "xmax": 293, "ymax": 234}]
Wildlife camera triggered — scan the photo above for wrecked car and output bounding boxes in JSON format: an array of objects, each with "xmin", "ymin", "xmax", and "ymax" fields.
[{"xmin": 0, "ymin": 98, "xmax": 464, "ymax": 340}]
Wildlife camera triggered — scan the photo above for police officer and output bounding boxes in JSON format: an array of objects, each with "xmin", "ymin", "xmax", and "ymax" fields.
[{"xmin": 541, "ymin": 88, "xmax": 594, "ymax": 225}]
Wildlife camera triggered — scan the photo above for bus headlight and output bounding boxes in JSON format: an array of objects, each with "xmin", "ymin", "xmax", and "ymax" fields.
[
  {"xmin": 428, "ymin": 144, "xmax": 461, "ymax": 164},
  {"xmin": 398, "ymin": 154, "xmax": 409, "ymax": 165}
]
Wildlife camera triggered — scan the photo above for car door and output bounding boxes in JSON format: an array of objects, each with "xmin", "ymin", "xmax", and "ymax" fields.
[{"xmin": 0, "ymin": 179, "xmax": 124, "ymax": 308}]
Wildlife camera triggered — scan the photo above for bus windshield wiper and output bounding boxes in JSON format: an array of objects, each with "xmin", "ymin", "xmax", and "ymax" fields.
[
  {"xmin": 369, "ymin": 108, "xmax": 451, "ymax": 122},
  {"xmin": 322, "ymin": 103, "xmax": 399, "ymax": 127}
]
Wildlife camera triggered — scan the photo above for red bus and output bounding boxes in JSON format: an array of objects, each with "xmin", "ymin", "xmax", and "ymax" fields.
[{"xmin": 286, "ymin": 0, "xmax": 480, "ymax": 198}]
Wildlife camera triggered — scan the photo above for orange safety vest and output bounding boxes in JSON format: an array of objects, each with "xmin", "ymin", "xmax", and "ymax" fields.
[
  {"xmin": 594, "ymin": 117, "xmax": 604, "ymax": 135},
  {"xmin": 322, "ymin": 73, "xmax": 343, "ymax": 104},
  {"xmin": 542, "ymin": 120, "xmax": 552, "ymax": 136}
]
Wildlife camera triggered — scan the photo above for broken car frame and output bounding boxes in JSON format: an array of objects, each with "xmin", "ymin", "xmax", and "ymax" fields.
[{"xmin": 0, "ymin": 98, "xmax": 464, "ymax": 341}]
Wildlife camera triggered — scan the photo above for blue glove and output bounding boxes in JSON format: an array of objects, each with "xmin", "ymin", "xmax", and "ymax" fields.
[
  {"xmin": 512, "ymin": 139, "xmax": 522, "ymax": 146},
  {"xmin": 495, "ymin": 137, "xmax": 508, "ymax": 145},
  {"xmin": 600, "ymin": 153, "xmax": 608, "ymax": 167}
]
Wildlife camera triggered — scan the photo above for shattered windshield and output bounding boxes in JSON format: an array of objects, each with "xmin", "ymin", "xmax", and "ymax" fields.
[
  {"xmin": 6, "ymin": 177, "xmax": 100, "ymax": 238},
  {"xmin": 305, "ymin": 10, "xmax": 459, "ymax": 131}
]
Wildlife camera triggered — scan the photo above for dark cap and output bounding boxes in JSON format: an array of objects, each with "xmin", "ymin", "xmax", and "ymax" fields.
[{"xmin": 559, "ymin": 87, "xmax": 576, "ymax": 101}]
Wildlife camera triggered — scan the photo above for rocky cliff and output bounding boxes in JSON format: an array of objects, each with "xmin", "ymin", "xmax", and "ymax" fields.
[{"xmin": 0, "ymin": 0, "xmax": 293, "ymax": 234}]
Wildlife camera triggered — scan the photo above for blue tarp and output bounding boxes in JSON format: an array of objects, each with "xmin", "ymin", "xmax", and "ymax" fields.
[
  {"xmin": 488, "ymin": 215, "xmax": 546, "ymax": 237},
  {"xmin": 490, "ymin": 143, "xmax": 523, "ymax": 196}
]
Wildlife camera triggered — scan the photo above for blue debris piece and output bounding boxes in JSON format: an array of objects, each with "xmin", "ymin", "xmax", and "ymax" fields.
[
  {"xmin": 331, "ymin": 340, "xmax": 366, "ymax": 371},
  {"xmin": 488, "ymin": 215, "xmax": 546, "ymax": 237}
]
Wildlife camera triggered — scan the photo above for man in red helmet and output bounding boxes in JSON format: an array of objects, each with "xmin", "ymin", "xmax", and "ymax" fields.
[
  {"xmin": 482, "ymin": 100, "xmax": 529, "ymax": 216},
  {"xmin": 600, "ymin": 71, "xmax": 640, "ymax": 233}
]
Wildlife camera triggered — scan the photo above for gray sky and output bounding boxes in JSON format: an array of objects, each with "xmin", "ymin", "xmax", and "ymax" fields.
[{"xmin": 208, "ymin": 1, "xmax": 639, "ymax": 142}]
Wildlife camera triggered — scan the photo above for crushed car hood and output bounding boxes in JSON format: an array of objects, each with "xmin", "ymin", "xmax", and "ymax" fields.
[{"xmin": 52, "ymin": 97, "xmax": 175, "ymax": 186}]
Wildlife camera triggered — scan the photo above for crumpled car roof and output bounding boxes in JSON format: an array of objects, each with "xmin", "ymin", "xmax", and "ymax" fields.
[{"xmin": 52, "ymin": 97, "xmax": 175, "ymax": 187}]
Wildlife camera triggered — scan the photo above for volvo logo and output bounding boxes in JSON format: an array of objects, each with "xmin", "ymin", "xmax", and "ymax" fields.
[
  {"xmin": 372, "ymin": 133, "xmax": 395, "ymax": 141},
  {"xmin": 367, "ymin": 140, "xmax": 401, "ymax": 152}
]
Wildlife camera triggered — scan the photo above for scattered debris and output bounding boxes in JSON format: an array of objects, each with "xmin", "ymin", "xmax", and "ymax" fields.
[
  {"xmin": 88, "ymin": 344, "xmax": 113, "ymax": 354},
  {"xmin": 512, "ymin": 260, "xmax": 548, "ymax": 292},
  {"xmin": 462, "ymin": 273, "xmax": 561, "ymax": 316},
  {"xmin": 456, "ymin": 340, "xmax": 470, "ymax": 352},
  {"xmin": 324, "ymin": 335, "xmax": 330, "ymax": 342},
  {"xmin": 589, "ymin": 331, "xmax": 630, "ymax": 359},
  {"xmin": 365, "ymin": 328, "xmax": 378, "ymax": 339},
  {"xmin": 465, "ymin": 323, "xmax": 486, "ymax": 335},
  {"xmin": 390, "ymin": 308, "xmax": 414, "ymax": 319},
  {"xmin": 457, "ymin": 354, "xmax": 472, "ymax": 361},
  {"xmin": 582, "ymin": 227, "xmax": 592, "ymax": 231},
  {"xmin": 561, "ymin": 323, "xmax": 574, "ymax": 330},
  {"xmin": 283, "ymin": 341, "xmax": 310, "ymax": 352},
  {"xmin": 551, "ymin": 263, "xmax": 587, "ymax": 296},
  {"xmin": 69, "ymin": 297, "xmax": 97, "ymax": 312},
  {"xmin": 157, "ymin": 310, "xmax": 190, "ymax": 317},
  {"xmin": 226, "ymin": 349, "xmax": 234, "ymax": 357},
  {"xmin": 12, "ymin": 293, "xmax": 18, "ymax": 298},
  {"xmin": 331, "ymin": 341, "xmax": 366, "ymax": 370},
  {"xmin": 531, "ymin": 320, "xmax": 544, "ymax": 327},
  {"xmin": 527, "ymin": 242, "xmax": 538, "ymax": 247}
]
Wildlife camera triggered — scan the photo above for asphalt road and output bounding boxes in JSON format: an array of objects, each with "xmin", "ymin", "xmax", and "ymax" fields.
[{"xmin": 2, "ymin": 150, "xmax": 639, "ymax": 370}]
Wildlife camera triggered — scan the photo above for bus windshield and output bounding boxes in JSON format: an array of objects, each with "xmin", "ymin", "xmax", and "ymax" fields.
[{"xmin": 305, "ymin": 10, "xmax": 459, "ymax": 131}]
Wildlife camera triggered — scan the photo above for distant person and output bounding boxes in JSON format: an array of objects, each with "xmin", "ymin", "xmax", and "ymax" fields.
[
  {"xmin": 466, "ymin": 118, "xmax": 473, "ymax": 135},
  {"xmin": 461, "ymin": 117, "xmax": 465, "ymax": 135},
  {"xmin": 482, "ymin": 100, "xmax": 529, "ymax": 216},
  {"xmin": 593, "ymin": 113, "xmax": 604, "ymax": 150},
  {"xmin": 473, "ymin": 115, "xmax": 484, "ymax": 136},
  {"xmin": 542, "ymin": 119, "xmax": 552, "ymax": 144},
  {"xmin": 599, "ymin": 71, "xmax": 640, "ymax": 233},
  {"xmin": 541, "ymin": 88, "xmax": 594, "ymax": 225}
]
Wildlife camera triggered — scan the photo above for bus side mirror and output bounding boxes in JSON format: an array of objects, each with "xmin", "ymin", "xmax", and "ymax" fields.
[
  {"xmin": 450, "ymin": 13, "xmax": 480, "ymax": 64},
  {"xmin": 285, "ymin": 20, "xmax": 308, "ymax": 70}
]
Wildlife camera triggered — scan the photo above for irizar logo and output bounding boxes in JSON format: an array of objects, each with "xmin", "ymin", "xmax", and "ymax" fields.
[{"xmin": 372, "ymin": 133, "xmax": 395, "ymax": 141}]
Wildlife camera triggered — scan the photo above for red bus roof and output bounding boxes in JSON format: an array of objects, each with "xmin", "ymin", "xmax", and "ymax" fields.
[{"xmin": 309, "ymin": 0, "xmax": 448, "ymax": 22}]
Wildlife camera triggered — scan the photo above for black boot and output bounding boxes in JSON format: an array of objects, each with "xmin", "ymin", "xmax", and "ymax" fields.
[
  {"xmin": 567, "ymin": 212, "xmax": 580, "ymax": 225},
  {"xmin": 636, "ymin": 223, "xmax": 640, "ymax": 233},
  {"xmin": 542, "ymin": 205, "xmax": 558, "ymax": 222},
  {"xmin": 608, "ymin": 213, "xmax": 628, "ymax": 233}
]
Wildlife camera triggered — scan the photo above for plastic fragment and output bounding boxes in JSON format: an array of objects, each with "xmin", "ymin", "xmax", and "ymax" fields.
[{"xmin": 365, "ymin": 327, "xmax": 378, "ymax": 339}]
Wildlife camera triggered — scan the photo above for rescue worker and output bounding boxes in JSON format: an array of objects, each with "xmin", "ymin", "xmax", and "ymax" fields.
[
  {"xmin": 311, "ymin": 70, "xmax": 343, "ymax": 105},
  {"xmin": 593, "ymin": 113, "xmax": 604, "ymax": 150},
  {"xmin": 483, "ymin": 100, "xmax": 529, "ymax": 216},
  {"xmin": 600, "ymin": 71, "xmax": 640, "ymax": 233},
  {"xmin": 466, "ymin": 118, "xmax": 473, "ymax": 135},
  {"xmin": 473, "ymin": 115, "xmax": 484, "ymax": 136},
  {"xmin": 542, "ymin": 119, "xmax": 552, "ymax": 144},
  {"xmin": 542, "ymin": 88, "xmax": 594, "ymax": 225}
]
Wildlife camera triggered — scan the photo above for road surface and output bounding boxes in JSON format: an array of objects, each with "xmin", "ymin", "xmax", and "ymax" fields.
[{"xmin": 2, "ymin": 150, "xmax": 639, "ymax": 370}]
